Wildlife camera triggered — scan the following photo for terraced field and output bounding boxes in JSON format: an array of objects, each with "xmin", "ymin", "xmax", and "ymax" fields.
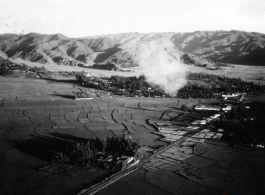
[
  {"xmin": 0, "ymin": 76, "xmax": 199, "ymax": 195},
  {"xmin": 95, "ymin": 140, "xmax": 265, "ymax": 195},
  {"xmin": 2, "ymin": 76, "xmax": 264, "ymax": 195}
]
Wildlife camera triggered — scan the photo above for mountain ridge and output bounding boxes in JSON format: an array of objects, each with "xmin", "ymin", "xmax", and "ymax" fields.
[{"xmin": 0, "ymin": 30, "xmax": 264, "ymax": 68}]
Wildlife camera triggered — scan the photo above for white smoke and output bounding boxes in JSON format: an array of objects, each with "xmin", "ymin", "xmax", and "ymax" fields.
[{"xmin": 135, "ymin": 38, "xmax": 187, "ymax": 96}]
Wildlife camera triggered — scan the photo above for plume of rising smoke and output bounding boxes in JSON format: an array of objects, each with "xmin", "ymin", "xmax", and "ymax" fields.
[{"xmin": 136, "ymin": 39, "xmax": 187, "ymax": 96}]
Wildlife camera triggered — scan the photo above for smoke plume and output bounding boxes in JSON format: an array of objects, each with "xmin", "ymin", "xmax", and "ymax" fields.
[{"xmin": 136, "ymin": 39, "xmax": 187, "ymax": 96}]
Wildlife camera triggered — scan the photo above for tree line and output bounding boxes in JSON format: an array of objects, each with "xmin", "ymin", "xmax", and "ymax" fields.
[
  {"xmin": 0, "ymin": 58, "xmax": 48, "ymax": 76},
  {"xmin": 75, "ymin": 72, "xmax": 166, "ymax": 97},
  {"xmin": 75, "ymin": 71, "xmax": 265, "ymax": 98},
  {"xmin": 216, "ymin": 101, "xmax": 265, "ymax": 147},
  {"xmin": 53, "ymin": 136, "xmax": 142, "ymax": 171}
]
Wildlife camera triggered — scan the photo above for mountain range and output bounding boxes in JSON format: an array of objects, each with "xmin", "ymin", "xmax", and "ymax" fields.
[{"xmin": 0, "ymin": 30, "xmax": 264, "ymax": 68}]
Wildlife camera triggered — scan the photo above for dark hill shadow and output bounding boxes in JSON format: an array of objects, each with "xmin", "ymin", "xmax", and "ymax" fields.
[
  {"xmin": 75, "ymin": 54, "xmax": 88, "ymax": 62},
  {"xmin": 94, "ymin": 46, "xmax": 121, "ymax": 63},
  {"xmin": 43, "ymin": 78, "xmax": 78, "ymax": 84},
  {"xmin": 78, "ymin": 63, "xmax": 118, "ymax": 71},
  {"xmin": 92, "ymin": 63, "xmax": 117, "ymax": 70},
  {"xmin": 51, "ymin": 94, "xmax": 75, "ymax": 99}
]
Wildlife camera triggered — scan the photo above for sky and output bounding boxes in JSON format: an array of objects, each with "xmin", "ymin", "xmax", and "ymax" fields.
[{"xmin": 0, "ymin": 0, "xmax": 265, "ymax": 37}]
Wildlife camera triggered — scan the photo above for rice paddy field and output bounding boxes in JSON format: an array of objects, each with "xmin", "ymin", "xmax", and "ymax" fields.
[
  {"xmin": 0, "ymin": 66, "xmax": 265, "ymax": 195},
  {"xmin": 0, "ymin": 76, "xmax": 199, "ymax": 195}
]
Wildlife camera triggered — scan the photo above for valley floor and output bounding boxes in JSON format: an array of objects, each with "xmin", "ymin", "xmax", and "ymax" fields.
[
  {"xmin": 186, "ymin": 64, "xmax": 265, "ymax": 85},
  {"xmin": 12, "ymin": 58, "xmax": 265, "ymax": 85},
  {"xmin": 0, "ymin": 76, "xmax": 264, "ymax": 195},
  {"xmin": 0, "ymin": 76, "xmax": 194, "ymax": 195}
]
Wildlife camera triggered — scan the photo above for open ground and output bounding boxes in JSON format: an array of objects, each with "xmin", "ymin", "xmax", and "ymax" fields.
[{"xmin": 12, "ymin": 58, "xmax": 265, "ymax": 85}]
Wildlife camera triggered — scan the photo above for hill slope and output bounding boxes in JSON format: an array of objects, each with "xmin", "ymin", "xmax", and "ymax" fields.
[
  {"xmin": 173, "ymin": 30, "xmax": 265, "ymax": 65},
  {"xmin": 0, "ymin": 30, "xmax": 264, "ymax": 68}
]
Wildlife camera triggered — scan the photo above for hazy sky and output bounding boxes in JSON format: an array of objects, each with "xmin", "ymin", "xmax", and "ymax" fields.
[{"xmin": 0, "ymin": 0, "xmax": 265, "ymax": 37}]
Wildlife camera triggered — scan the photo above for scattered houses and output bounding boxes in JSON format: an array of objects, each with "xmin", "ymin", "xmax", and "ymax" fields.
[{"xmin": 194, "ymin": 104, "xmax": 232, "ymax": 111}]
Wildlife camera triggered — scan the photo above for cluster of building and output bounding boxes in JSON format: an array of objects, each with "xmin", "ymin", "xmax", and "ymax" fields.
[
  {"xmin": 191, "ymin": 114, "xmax": 221, "ymax": 125},
  {"xmin": 95, "ymin": 154, "xmax": 140, "ymax": 169},
  {"xmin": 143, "ymin": 119, "xmax": 224, "ymax": 171},
  {"xmin": 221, "ymin": 93, "xmax": 246, "ymax": 101},
  {"xmin": 77, "ymin": 74, "xmax": 169, "ymax": 98},
  {"xmin": 194, "ymin": 104, "xmax": 232, "ymax": 112},
  {"xmin": 255, "ymin": 144, "xmax": 265, "ymax": 149},
  {"xmin": 58, "ymin": 71, "xmax": 78, "ymax": 77},
  {"xmin": 149, "ymin": 112, "xmax": 222, "ymax": 143}
]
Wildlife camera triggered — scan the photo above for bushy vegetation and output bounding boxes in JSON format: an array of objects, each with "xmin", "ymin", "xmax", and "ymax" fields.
[
  {"xmin": 75, "ymin": 71, "xmax": 265, "ymax": 98},
  {"xmin": 53, "ymin": 137, "xmax": 143, "ymax": 171},
  {"xmin": 178, "ymin": 72, "xmax": 265, "ymax": 98},
  {"xmin": 58, "ymin": 71, "xmax": 79, "ymax": 77},
  {"xmin": 181, "ymin": 53, "xmax": 195, "ymax": 64},
  {"xmin": 1, "ymin": 59, "xmax": 264, "ymax": 99},
  {"xmin": 0, "ymin": 58, "xmax": 48, "ymax": 77},
  {"xmin": 188, "ymin": 72, "xmax": 264, "ymax": 93},
  {"xmin": 76, "ymin": 72, "xmax": 166, "ymax": 97},
  {"xmin": 216, "ymin": 101, "xmax": 265, "ymax": 147}
]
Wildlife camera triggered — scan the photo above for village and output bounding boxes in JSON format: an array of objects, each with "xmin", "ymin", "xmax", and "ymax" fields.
[
  {"xmin": 1, "ymin": 59, "xmax": 263, "ymax": 100},
  {"xmin": 75, "ymin": 71, "xmax": 263, "ymax": 100},
  {"xmin": 77, "ymin": 102, "xmax": 233, "ymax": 173},
  {"xmin": 79, "ymin": 104, "xmax": 229, "ymax": 172}
]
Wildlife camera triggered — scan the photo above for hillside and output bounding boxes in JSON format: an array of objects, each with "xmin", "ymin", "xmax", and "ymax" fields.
[
  {"xmin": 173, "ymin": 30, "xmax": 265, "ymax": 65},
  {"xmin": 0, "ymin": 33, "xmax": 118, "ymax": 67},
  {"xmin": 0, "ymin": 30, "xmax": 264, "ymax": 69}
]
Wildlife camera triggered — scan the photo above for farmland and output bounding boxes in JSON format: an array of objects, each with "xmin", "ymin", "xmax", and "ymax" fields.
[
  {"xmin": 0, "ymin": 76, "xmax": 198, "ymax": 194},
  {"xmin": 0, "ymin": 61, "xmax": 265, "ymax": 195}
]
